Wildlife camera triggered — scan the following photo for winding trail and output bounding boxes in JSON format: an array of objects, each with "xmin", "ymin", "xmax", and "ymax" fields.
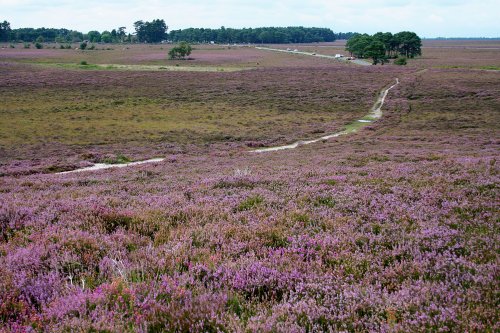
[
  {"xmin": 57, "ymin": 56, "xmax": 400, "ymax": 173},
  {"xmin": 60, "ymin": 78, "xmax": 400, "ymax": 173},
  {"xmin": 252, "ymin": 78, "xmax": 400, "ymax": 153}
]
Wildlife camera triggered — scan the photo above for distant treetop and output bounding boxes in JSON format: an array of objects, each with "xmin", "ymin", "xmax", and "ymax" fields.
[
  {"xmin": 346, "ymin": 31, "xmax": 422, "ymax": 64},
  {"xmin": 1, "ymin": 19, "xmax": 355, "ymax": 44},
  {"xmin": 168, "ymin": 27, "xmax": 337, "ymax": 44}
]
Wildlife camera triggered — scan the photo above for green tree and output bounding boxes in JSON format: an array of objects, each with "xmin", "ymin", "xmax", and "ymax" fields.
[
  {"xmin": 258, "ymin": 31, "xmax": 272, "ymax": 43},
  {"xmin": 394, "ymin": 31, "xmax": 422, "ymax": 58},
  {"xmin": 346, "ymin": 33, "xmax": 371, "ymax": 58},
  {"xmin": 87, "ymin": 30, "xmax": 101, "ymax": 43},
  {"xmin": 373, "ymin": 32, "xmax": 396, "ymax": 58},
  {"xmin": 134, "ymin": 19, "xmax": 167, "ymax": 43},
  {"xmin": 111, "ymin": 29, "xmax": 117, "ymax": 42},
  {"xmin": 346, "ymin": 31, "xmax": 422, "ymax": 60},
  {"xmin": 117, "ymin": 27, "xmax": 126, "ymax": 42},
  {"xmin": 0, "ymin": 20, "xmax": 12, "ymax": 42},
  {"xmin": 35, "ymin": 35, "xmax": 44, "ymax": 43},
  {"xmin": 70, "ymin": 30, "xmax": 83, "ymax": 42},
  {"xmin": 364, "ymin": 40, "xmax": 387, "ymax": 65},
  {"xmin": 168, "ymin": 41, "xmax": 192, "ymax": 59},
  {"xmin": 101, "ymin": 31, "xmax": 112, "ymax": 43}
]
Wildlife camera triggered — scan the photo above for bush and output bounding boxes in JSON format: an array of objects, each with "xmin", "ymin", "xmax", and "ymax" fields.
[
  {"xmin": 168, "ymin": 41, "xmax": 192, "ymax": 60},
  {"xmin": 79, "ymin": 42, "xmax": 87, "ymax": 50},
  {"xmin": 24, "ymin": 43, "xmax": 30, "ymax": 49},
  {"xmin": 35, "ymin": 42, "xmax": 43, "ymax": 49},
  {"xmin": 394, "ymin": 56, "xmax": 407, "ymax": 65},
  {"xmin": 79, "ymin": 61, "xmax": 88, "ymax": 65}
]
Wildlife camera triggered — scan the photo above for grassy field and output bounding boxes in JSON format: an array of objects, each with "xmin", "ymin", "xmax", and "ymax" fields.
[
  {"xmin": 0, "ymin": 41, "xmax": 499, "ymax": 332},
  {"xmin": 0, "ymin": 45, "xmax": 405, "ymax": 172}
]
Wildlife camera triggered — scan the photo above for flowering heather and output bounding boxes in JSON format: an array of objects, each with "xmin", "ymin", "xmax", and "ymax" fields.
[{"xmin": 0, "ymin": 43, "xmax": 499, "ymax": 332}]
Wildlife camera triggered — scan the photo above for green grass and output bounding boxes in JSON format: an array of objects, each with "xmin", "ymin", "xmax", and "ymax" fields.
[
  {"xmin": 433, "ymin": 65, "xmax": 500, "ymax": 71},
  {"xmin": 39, "ymin": 62, "xmax": 252, "ymax": 72},
  {"xmin": 0, "ymin": 93, "xmax": 342, "ymax": 146},
  {"xmin": 479, "ymin": 65, "xmax": 500, "ymax": 71},
  {"xmin": 343, "ymin": 120, "xmax": 370, "ymax": 133}
]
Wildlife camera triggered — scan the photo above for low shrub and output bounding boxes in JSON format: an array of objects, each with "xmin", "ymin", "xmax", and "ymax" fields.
[
  {"xmin": 236, "ymin": 195, "xmax": 264, "ymax": 211},
  {"xmin": 394, "ymin": 56, "xmax": 407, "ymax": 65}
]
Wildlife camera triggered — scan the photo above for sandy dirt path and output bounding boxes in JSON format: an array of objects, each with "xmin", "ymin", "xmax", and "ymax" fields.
[
  {"xmin": 252, "ymin": 78, "xmax": 400, "ymax": 153},
  {"xmin": 58, "ymin": 158, "xmax": 165, "ymax": 174},
  {"xmin": 255, "ymin": 46, "xmax": 372, "ymax": 66}
]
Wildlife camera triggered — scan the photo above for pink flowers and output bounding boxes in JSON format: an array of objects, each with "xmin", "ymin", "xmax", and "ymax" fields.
[{"xmin": 0, "ymin": 46, "xmax": 498, "ymax": 331}]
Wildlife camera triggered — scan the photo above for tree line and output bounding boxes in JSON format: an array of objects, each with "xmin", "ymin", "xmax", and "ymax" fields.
[
  {"xmin": 0, "ymin": 25, "xmax": 133, "ymax": 44},
  {"xmin": 346, "ymin": 31, "xmax": 422, "ymax": 64},
  {"xmin": 169, "ymin": 27, "xmax": 337, "ymax": 44},
  {"xmin": 1, "ymin": 19, "xmax": 356, "ymax": 44}
]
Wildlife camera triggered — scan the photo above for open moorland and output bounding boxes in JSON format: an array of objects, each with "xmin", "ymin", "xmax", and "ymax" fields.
[{"xmin": 0, "ymin": 40, "xmax": 499, "ymax": 332}]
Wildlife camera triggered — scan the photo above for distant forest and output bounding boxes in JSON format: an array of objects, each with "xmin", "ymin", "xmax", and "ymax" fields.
[
  {"xmin": 169, "ymin": 27, "xmax": 355, "ymax": 43},
  {"xmin": 0, "ymin": 19, "xmax": 356, "ymax": 44}
]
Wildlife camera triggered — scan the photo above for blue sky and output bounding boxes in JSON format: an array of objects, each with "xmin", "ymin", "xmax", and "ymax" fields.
[{"xmin": 1, "ymin": 0, "xmax": 499, "ymax": 37}]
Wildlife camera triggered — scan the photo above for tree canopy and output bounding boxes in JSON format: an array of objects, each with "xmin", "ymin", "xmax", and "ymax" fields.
[
  {"xmin": 168, "ymin": 26, "xmax": 337, "ymax": 44},
  {"xmin": 134, "ymin": 19, "xmax": 168, "ymax": 43},
  {"xmin": 1, "ymin": 19, "xmax": 355, "ymax": 45},
  {"xmin": 0, "ymin": 20, "xmax": 11, "ymax": 42},
  {"xmin": 346, "ymin": 31, "xmax": 422, "ymax": 63}
]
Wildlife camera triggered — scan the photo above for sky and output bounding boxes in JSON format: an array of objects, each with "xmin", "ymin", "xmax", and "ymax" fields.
[{"xmin": 1, "ymin": 0, "xmax": 499, "ymax": 38}]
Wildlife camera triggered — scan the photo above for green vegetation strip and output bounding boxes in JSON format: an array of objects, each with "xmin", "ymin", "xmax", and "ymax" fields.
[
  {"xmin": 433, "ymin": 65, "xmax": 500, "ymax": 71},
  {"xmin": 35, "ymin": 62, "xmax": 254, "ymax": 72}
]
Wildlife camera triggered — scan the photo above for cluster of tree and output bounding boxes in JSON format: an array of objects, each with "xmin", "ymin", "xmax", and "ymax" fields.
[
  {"xmin": 3, "ymin": 27, "xmax": 81, "ymax": 43},
  {"xmin": 134, "ymin": 19, "xmax": 168, "ymax": 43},
  {"xmin": 0, "ymin": 25, "xmax": 131, "ymax": 43},
  {"xmin": 346, "ymin": 31, "xmax": 422, "ymax": 64},
  {"xmin": 86, "ymin": 28, "xmax": 131, "ymax": 43},
  {"xmin": 168, "ymin": 27, "xmax": 336, "ymax": 44},
  {"xmin": 335, "ymin": 32, "xmax": 357, "ymax": 40},
  {"xmin": 1, "ymin": 19, "xmax": 357, "ymax": 45}
]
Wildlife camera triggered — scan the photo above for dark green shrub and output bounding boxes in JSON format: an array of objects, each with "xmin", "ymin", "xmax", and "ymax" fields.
[
  {"xmin": 34, "ymin": 42, "xmax": 42, "ymax": 49},
  {"xmin": 394, "ymin": 57, "xmax": 407, "ymax": 65},
  {"xmin": 168, "ymin": 41, "xmax": 192, "ymax": 60}
]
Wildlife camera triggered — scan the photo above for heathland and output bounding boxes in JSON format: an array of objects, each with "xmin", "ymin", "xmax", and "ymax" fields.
[{"xmin": 0, "ymin": 40, "xmax": 499, "ymax": 331}]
